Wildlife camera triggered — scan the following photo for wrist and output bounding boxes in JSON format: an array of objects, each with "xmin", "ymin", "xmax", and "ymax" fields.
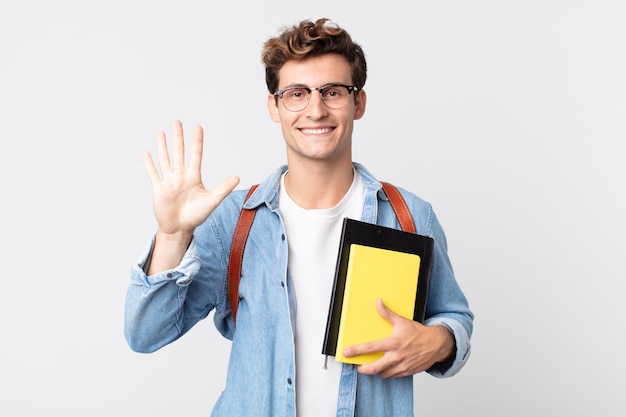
[
  {"xmin": 155, "ymin": 229, "xmax": 193, "ymax": 246},
  {"xmin": 433, "ymin": 325, "xmax": 456, "ymax": 363},
  {"xmin": 147, "ymin": 230, "xmax": 193, "ymax": 275}
]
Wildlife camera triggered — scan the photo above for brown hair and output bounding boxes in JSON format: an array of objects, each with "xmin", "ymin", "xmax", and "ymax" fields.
[{"xmin": 261, "ymin": 18, "xmax": 367, "ymax": 94}]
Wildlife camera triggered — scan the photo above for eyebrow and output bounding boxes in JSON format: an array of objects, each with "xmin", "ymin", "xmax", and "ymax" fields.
[{"xmin": 280, "ymin": 82, "xmax": 348, "ymax": 89}]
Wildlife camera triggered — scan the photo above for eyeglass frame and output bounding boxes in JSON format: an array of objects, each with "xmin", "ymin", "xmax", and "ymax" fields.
[{"xmin": 273, "ymin": 84, "xmax": 359, "ymax": 112}]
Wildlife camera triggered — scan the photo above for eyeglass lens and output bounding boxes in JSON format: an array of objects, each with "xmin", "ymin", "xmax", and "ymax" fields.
[{"xmin": 280, "ymin": 85, "xmax": 353, "ymax": 111}]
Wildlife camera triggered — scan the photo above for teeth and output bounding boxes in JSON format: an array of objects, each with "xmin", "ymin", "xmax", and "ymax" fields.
[{"xmin": 301, "ymin": 128, "xmax": 332, "ymax": 135}]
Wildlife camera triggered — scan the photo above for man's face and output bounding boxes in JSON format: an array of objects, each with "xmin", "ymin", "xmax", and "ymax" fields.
[{"xmin": 267, "ymin": 54, "xmax": 366, "ymax": 166}]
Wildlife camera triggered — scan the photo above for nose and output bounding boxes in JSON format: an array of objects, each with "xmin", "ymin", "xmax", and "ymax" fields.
[{"xmin": 305, "ymin": 90, "xmax": 328, "ymax": 119}]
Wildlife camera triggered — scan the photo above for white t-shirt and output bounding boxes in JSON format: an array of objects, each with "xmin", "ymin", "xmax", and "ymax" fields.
[{"xmin": 279, "ymin": 169, "xmax": 365, "ymax": 417}]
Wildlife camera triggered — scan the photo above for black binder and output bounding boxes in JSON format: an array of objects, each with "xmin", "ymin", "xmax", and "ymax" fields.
[{"xmin": 321, "ymin": 218, "xmax": 434, "ymax": 358}]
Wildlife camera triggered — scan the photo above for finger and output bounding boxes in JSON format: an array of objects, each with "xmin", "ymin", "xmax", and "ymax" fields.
[
  {"xmin": 356, "ymin": 358, "xmax": 389, "ymax": 376},
  {"xmin": 171, "ymin": 120, "xmax": 185, "ymax": 172},
  {"xmin": 355, "ymin": 351, "xmax": 403, "ymax": 377},
  {"xmin": 376, "ymin": 354, "xmax": 427, "ymax": 379},
  {"xmin": 342, "ymin": 338, "xmax": 388, "ymax": 359},
  {"xmin": 212, "ymin": 176, "xmax": 241, "ymax": 201},
  {"xmin": 376, "ymin": 298, "xmax": 402, "ymax": 325},
  {"xmin": 142, "ymin": 151, "xmax": 160, "ymax": 185},
  {"xmin": 188, "ymin": 125, "xmax": 204, "ymax": 173},
  {"xmin": 155, "ymin": 130, "xmax": 171, "ymax": 176},
  {"xmin": 377, "ymin": 362, "xmax": 412, "ymax": 379}
]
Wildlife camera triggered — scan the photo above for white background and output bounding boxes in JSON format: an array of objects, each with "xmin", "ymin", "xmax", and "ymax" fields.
[{"xmin": 1, "ymin": 1, "xmax": 625, "ymax": 416}]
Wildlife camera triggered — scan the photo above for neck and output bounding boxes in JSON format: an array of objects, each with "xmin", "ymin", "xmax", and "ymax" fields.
[{"xmin": 283, "ymin": 160, "xmax": 354, "ymax": 209}]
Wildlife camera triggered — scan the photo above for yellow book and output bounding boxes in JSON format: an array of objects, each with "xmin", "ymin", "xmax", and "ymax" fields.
[{"xmin": 334, "ymin": 244, "xmax": 422, "ymax": 364}]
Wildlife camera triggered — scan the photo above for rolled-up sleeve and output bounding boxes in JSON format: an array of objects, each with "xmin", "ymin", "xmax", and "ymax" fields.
[{"xmin": 124, "ymin": 235, "xmax": 204, "ymax": 353}]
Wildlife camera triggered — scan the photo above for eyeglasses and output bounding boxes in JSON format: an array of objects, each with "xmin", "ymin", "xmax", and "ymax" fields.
[{"xmin": 274, "ymin": 84, "xmax": 359, "ymax": 112}]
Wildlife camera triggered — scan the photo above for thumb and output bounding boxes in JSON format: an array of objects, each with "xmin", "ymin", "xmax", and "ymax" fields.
[
  {"xmin": 212, "ymin": 175, "xmax": 240, "ymax": 200},
  {"xmin": 376, "ymin": 298, "xmax": 402, "ymax": 325}
]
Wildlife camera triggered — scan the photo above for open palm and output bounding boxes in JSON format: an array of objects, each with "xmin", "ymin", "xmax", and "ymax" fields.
[{"xmin": 143, "ymin": 120, "xmax": 240, "ymax": 237}]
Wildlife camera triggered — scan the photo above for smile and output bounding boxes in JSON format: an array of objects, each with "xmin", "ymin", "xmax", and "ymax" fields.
[{"xmin": 300, "ymin": 127, "xmax": 334, "ymax": 135}]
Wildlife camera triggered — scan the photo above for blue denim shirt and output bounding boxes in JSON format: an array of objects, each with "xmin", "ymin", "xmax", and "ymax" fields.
[{"xmin": 125, "ymin": 163, "xmax": 473, "ymax": 417}]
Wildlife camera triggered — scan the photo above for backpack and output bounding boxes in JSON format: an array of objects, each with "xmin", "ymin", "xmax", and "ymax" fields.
[{"xmin": 227, "ymin": 181, "xmax": 415, "ymax": 325}]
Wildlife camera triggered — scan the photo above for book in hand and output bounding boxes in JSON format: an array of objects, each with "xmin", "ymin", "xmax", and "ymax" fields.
[{"xmin": 322, "ymin": 218, "xmax": 434, "ymax": 365}]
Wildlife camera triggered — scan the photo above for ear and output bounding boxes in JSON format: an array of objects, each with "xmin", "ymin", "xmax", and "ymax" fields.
[
  {"xmin": 268, "ymin": 94, "xmax": 281, "ymax": 123},
  {"xmin": 353, "ymin": 89, "xmax": 367, "ymax": 120}
]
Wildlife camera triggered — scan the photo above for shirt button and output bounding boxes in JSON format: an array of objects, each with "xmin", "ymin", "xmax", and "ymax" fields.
[
  {"xmin": 287, "ymin": 378, "xmax": 292, "ymax": 385},
  {"xmin": 166, "ymin": 273, "xmax": 173, "ymax": 278},
  {"xmin": 281, "ymin": 281, "xmax": 285, "ymax": 287},
  {"xmin": 281, "ymin": 234, "xmax": 285, "ymax": 241}
]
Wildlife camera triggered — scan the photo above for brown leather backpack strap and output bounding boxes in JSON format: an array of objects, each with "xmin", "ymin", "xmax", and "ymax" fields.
[
  {"xmin": 227, "ymin": 184, "xmax": 259, "ymax": 325},
  {"xmin": 228, "ymin": 181, "xmax": 413, "ymax": 326},
  {"xmin": 381, "ymin": 181, "xmax": 416, "ymax": 233}
]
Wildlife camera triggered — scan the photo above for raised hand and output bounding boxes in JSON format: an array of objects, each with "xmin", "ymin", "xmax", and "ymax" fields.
[{"xmin": 142, "ymin": 120, "xmax": 240, "ymax": 274}]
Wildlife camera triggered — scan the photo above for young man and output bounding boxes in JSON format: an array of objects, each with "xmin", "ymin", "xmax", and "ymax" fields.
[{"xmin": 125, "ymin": 18, "xmax": 473, "ymax": 417}]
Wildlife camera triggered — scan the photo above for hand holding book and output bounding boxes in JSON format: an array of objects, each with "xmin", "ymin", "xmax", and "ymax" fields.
[
  {"xmin": 340, "ymin": 299, "xmax": 457, "ymax": 378},
  {"xmin": 334, "ymin": 244, "xmax": 422, "ymax": 364},
  {"xmin": 322, "ymin": 218, "xmax": 434, "ymax": 365}
]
